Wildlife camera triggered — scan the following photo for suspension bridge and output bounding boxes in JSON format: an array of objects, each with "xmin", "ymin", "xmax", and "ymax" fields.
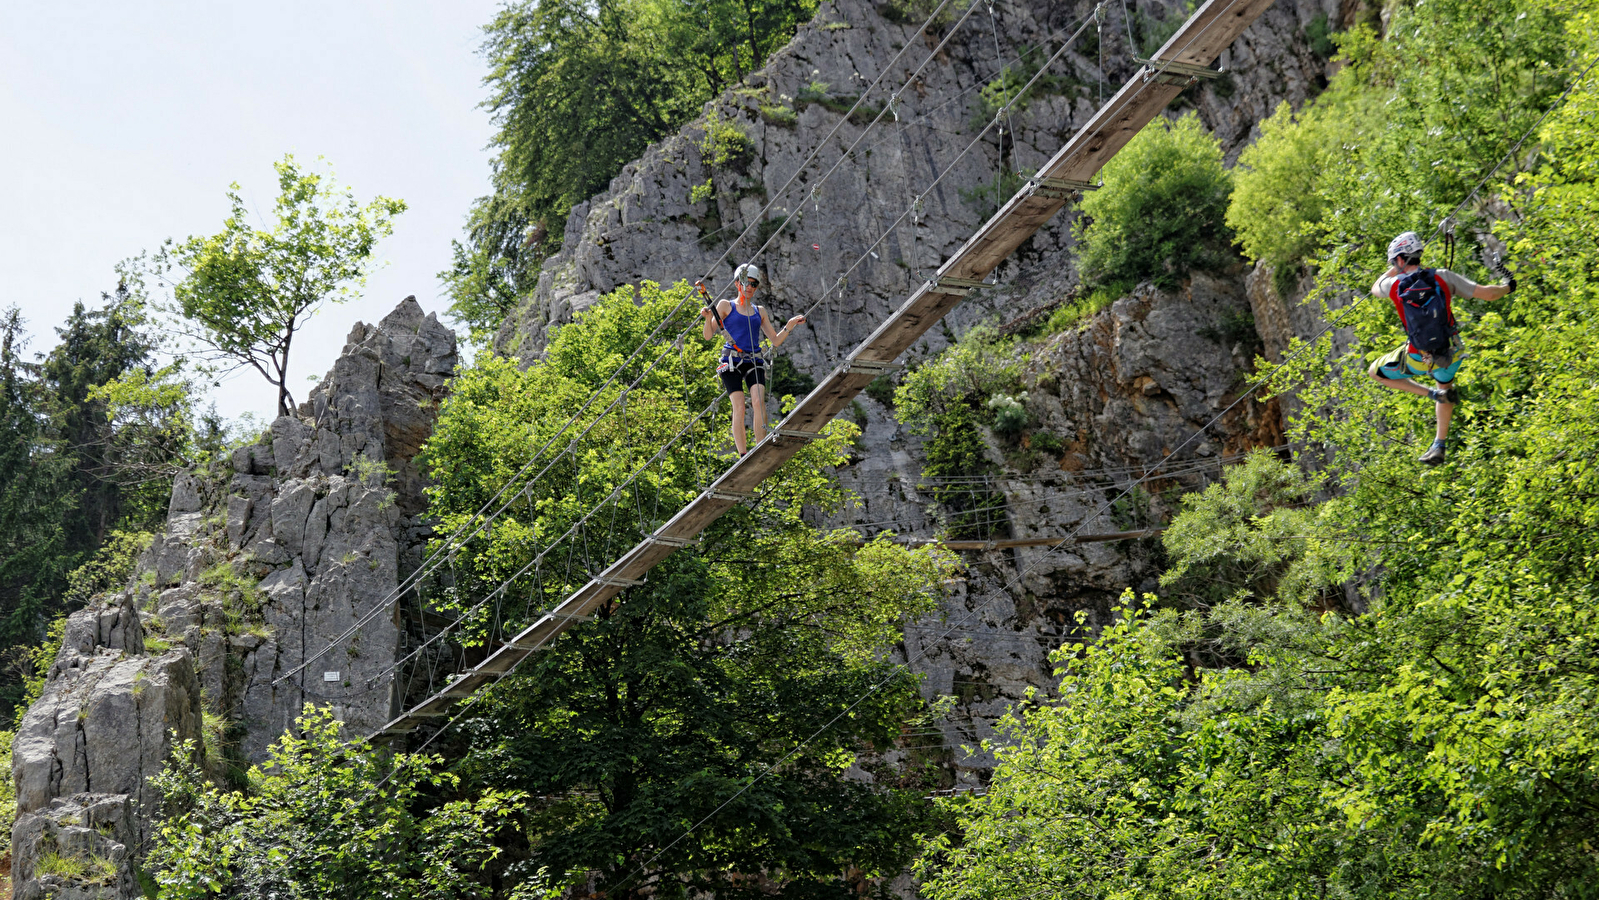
[{"xmin": 363, "ymin": 0, "xmax": 1277, "ymax": 741}]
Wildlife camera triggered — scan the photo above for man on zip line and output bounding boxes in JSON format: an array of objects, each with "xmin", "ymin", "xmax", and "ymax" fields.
[
  {"xmin": 1367, "ymin": 231, "xmax": 1514, "ymax": 466},
  {"xmin": 699, "ymin": 263, "xmax": 808, "ymax": 455}
]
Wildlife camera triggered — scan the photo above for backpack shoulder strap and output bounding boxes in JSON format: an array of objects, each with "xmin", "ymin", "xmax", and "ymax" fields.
[{"xmin": 1427, "ymin": 268, "xmax": 1452, "ymax": 302}]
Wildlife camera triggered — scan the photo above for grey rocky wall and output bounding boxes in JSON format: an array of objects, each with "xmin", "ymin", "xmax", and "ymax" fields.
[
  {"xmin": 496, "ymin": 0, "xmax": 1352, "ymax": 789},
  {"xmin": 9, "ymin": 298, "xmax": 456, "ymax": 899}
]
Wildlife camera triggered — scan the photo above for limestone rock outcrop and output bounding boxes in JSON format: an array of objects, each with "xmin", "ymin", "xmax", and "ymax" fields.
[
  {"xmin": 11, "ymin": 597, "xmax": 199, "ymax": 872},
  {"xmin": 136, "ymin": 297, "xmax": 456, "ymax": 761},
  {"xmin": 9, "ymin": 297, "xmax": 457, "ymax": 899},
  {"xmin": 11, "ymin": 795, "xmax": 140, "ymax": 900}
]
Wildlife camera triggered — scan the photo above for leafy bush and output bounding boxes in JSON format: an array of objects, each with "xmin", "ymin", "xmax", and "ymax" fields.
[
  {"xmin": 979, "ymin": 66, "xmax": 1029, "ymax": 117},
  {"xmin": 895, "ymin": 328, "xmax": 1021, "ymax": 538},
  {"xmin": 1041, "ymin": 288, "xmax": 1117, "ymax": 335},
  {"xmin": 147, "ymin": 707, "xmax": 521, "ymax": 900},
  {"xmin": 921, "ymin": 404, "xmax": 1005, "ymax": 539},
  {"xmin": 1226, "ymin": 100, "xmax": 1342, "ymax": 272},
  {"xmin": 1028, "ymin": 431, "xmax": 1063, "ymax": 455},
  {"xmin": 893, "ymin": 326, "xmax": 1023, "ymax": 434},
  {"xmin": 759, "ymin": 103, "xmax": 798, "ymax": 126},
  {"xmin": 797, "ymin": 80, "xmax": 830, "ymax": 103},
  {"xmin": 699, "ymin": 113, "xmax": 753, "ymax": 170},
  {"xmin": 1073, "ymin": 112, "xmax": 1233, "ymax": 294},
  {"xmin": 985, "ymin": 392, "xmax": 1030, "ymax": 435}
]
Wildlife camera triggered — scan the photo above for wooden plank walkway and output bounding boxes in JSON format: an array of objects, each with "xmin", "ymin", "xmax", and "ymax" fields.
[{"xmin": 372, "ymin": 0, "xmax": 1275, "ymax": 740}]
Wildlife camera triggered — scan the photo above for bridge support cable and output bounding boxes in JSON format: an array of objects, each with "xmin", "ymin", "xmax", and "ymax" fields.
[{"xmin": 371, "ymin": 0, "xmax": 1275, "ymax": 741}]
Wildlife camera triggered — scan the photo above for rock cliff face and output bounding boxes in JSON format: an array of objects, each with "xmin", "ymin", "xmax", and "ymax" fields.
[{"xmin": 9, "ymin": 298, "xmax": 456, "ymax": 899}]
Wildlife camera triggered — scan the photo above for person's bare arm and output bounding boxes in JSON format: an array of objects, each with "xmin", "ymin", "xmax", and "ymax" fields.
[
  {"xmin": 1473, "ymin": 282, "xmax": 1512, "ymax": 301},
  {"xmin": 701, "ymin": 299, "xmax": 730, "ymax": 341},
  {"xmin": 1372, "ymin": 266, "xmax": 1398, "ymax": 298},
  {"xmin": 761, "ymin": 306, "xmax": 807, "ymax": 348}
]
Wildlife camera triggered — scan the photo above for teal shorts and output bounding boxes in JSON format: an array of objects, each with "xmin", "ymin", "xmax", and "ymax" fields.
[{"xmin": 1371, "ymin": 342, "xmax": 1464, "ymax": 384}]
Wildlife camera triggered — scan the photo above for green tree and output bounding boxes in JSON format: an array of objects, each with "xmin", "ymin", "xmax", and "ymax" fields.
[
  {"xmin": 420, "ymin": 282, "xmax": 956, "ymax": 897},
  {"xmin": 1073, "ymin": 112, "xmax": 1233, "ymax": 296},
  {"xmin": 147, "ymin": 706, "xmax": 521, "ymax": 900},
  {"xmin": 153, "ymin": 156, "xmax": 405, "ymax": 417},
  {"xmin": 35, "ymin": 285, "xmax": 158, "ymax": 545},
  {"xmin": 1226, "ymin": 100, "xmax": 1338, "ymax": 273},
  {"xmin": 0, "ymin": 287, "xmax": 205, "ymax": 717},
  {"xmin": 36, "ymin": 282, "xmax": 217, "ymax": 539},
  {"xmin": 0, "ymin": 309, "xmax": 76, "ymax": 656}
]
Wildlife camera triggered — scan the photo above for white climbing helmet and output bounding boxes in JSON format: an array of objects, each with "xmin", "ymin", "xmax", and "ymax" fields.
[
  {"xmin": 734, "ymin": 263, "xmax": 763, "ymax": 288},
  {"xmin": 1387, "ymin": 231, "xmax": 1424, "ymax": 263}
]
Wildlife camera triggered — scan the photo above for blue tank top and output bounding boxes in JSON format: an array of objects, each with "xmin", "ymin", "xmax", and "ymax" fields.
[{"xmin": 722, "ymin": 303, "xmax": 763, "ymax": 358}]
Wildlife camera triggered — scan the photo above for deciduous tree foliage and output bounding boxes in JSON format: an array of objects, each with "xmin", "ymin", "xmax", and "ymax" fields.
[
  {"xmin": 0, "ymin": 310, "xmax": 76, "ymax": 658},
  {"xmin": 0, "ymin": 290, "xmax": 202, "ymax": 715},
  {"xmin": 152, "ymin": 156, "xmax": 405, "ymax": 417},
  {"xmin": 1072, "ymin": 111, "xmax": 1233, "ymax": 296},
  {"xmin": 147, "ymin": 707, "xmax": 520, "ymax": 900},
  {"xmin": 420, "ymin": 282, "xmax": 957, "ymax": 898}
]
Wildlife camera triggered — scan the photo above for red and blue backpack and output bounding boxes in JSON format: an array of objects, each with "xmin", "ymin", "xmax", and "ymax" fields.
[{"xmin": 1391, "ymin": 268, "xmax": 1456, "ymax": 361}]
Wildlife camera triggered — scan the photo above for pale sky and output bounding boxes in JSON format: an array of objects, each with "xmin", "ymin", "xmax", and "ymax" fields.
[{"xmin": 1, "ymin": 1, "xmax": 504, "ymax": 421}]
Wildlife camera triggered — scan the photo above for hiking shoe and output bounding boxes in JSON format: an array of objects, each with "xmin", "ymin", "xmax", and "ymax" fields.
[
  {"xmin": 1427, "ymin": 386, "xmax": 1460, "ymax": 404},
  {"xmin": 1419, "ymin": 439, "xmax": 1447, "ymax": 466}
]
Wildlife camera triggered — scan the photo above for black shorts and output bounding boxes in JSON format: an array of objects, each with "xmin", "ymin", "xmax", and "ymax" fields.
[{"xmin": 718, "ymin": 358, "xmax": 767, "ymax": 394}]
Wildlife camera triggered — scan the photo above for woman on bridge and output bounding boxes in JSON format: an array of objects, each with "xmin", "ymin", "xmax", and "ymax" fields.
[{"xmin": 699, "ymin": 263, "xmax": 807, "ymax": 455}]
